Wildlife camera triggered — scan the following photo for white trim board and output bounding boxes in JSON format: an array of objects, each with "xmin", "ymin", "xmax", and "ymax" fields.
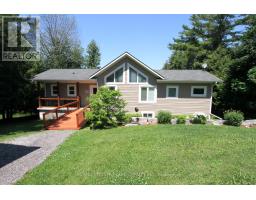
[
  {"xmin": 166, "ymin": 85, "xmax": 179, "ymax": 99},
  {"xmin": 191, "ymin": 86, "xmax": 207, "ymax": 97},
  {"xmin": 90, "ymin": 52, "xmax": 164, "ymax": 79}
]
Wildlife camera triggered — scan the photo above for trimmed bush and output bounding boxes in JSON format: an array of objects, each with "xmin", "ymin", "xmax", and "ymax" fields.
[
  {"xmin": 192, "ymin": 112, "xmax": 207, "ymax": 124},
  {"xmin": 224, "ymin": 110, "xmax": 244, "ymax": 126},
  {"xmin": 86, "ymin": 87, "xmax": 126, "ymax": 129},
  {"xmin": 176, "ymin": 115, "xmax": 186, "ymax": 124},
  {"xmin": 125, "ymin": 113, "xmax": 142, "ymax": 123},
  {"xmin": 157, "ymin": 111, "xmax": 172, "ymax": 124}
]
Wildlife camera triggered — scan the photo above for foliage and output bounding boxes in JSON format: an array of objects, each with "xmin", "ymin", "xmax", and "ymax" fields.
[
  {"xmin": 84, "ymin": 40, "xmax": 101, "ymax": 69},
  {"xmin": 86, "ymin": 87, "xmax": 126, "ymax": 129},
  {"xmin": 124, "ymin": 113, "xmax": 142, "ymax": 123},
  {"xmin": 176, "ymin": 115, "xmax": 186, "ymax": 124},
  {"xmin": 192, "ymin": 112, "xmax": 207, "ymax": 124},
  {"xmin": 164, "ymin": 14, "xmax": 256, "ymax": 119},
  {"xmin": 248, "ymin": 67, "xmax": 256, "ymax": 84},
  {"xmin": 0, "ymin": 15, "xmax": 44, "ymax": 120},
  {"xmin": 157, "ymin": 111, "xmax": 172, "ymax": 124},
  {"xmin": 18, "ymin": 125, "xmax": 256, "ymax": 184},
  {"xmin": 224, "ymin": 110, "xmax": 244, "ymax": 126},
  {"xmin": 40, "ymin": 15, "xmax": 85, "ymax": 69}
]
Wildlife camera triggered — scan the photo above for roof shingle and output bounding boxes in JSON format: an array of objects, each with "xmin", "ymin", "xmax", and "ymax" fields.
[{"xmin": 156, "ymin": 70, "xmax": 221, "ymax": 82}]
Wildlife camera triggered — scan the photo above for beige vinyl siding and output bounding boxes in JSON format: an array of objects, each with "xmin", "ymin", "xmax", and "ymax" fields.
[
  {"xmin": 117, "ymin": 84, "xmax": 211, "ymax": 115},
  {"xmin": 96, "ymin": 57, "xmax": 213, "ymax": 115}
]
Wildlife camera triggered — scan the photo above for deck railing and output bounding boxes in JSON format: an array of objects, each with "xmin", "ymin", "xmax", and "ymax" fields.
[
  {"xmin": 38, "ymin": 96, "xmax": 80, "ymax": 107},
  {"xmin": 42, "ymin": 97, "xmax": 80, "ymax": 128}
]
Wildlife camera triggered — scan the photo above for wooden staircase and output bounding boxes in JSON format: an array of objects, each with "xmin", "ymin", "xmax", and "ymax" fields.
[{"xmin": 46, "ymin": 108, "xmax": 86, "ymax": 130}]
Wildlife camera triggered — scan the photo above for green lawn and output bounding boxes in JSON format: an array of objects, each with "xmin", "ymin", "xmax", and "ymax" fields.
[
  {"xmin": 18, "ymin": 125, "xmax": 256, "ymax": 184},
  {"xmin": 0, "ymin": 119, "xmax": 43, "ymax": 141}
]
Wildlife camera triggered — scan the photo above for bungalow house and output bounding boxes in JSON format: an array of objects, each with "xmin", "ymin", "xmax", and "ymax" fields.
[{"xmin": 33, "ymin": 52, "xmax": 221, "ymax": 129}]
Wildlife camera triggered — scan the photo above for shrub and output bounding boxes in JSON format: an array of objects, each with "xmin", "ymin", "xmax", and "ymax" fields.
[
  {"xmin": 157, "ymin": 111, "xmax": 172, "ymax": 124},
  {"xmin": 176, "ymin": 115, "xmax": 186, "ymax": 124},
  {"xmin": 192, "ymin": 112, "xmax": 207, "ymax": 124},
  {"xmin": 125, "ymin": 113, "xmax": 142, "ymax": 123},
  {"xmin": 87, "ymin": 87, "xmax": 126, "ymax": 129},
  {"xmin": 224, "ymin": 110, "xmax": 244, "ymax": 126}
]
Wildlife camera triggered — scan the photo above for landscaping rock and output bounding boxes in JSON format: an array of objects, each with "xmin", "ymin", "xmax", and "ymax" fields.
[{"xmin": 242, "ymin": 120, "xmax": 256, "ymax": 127}]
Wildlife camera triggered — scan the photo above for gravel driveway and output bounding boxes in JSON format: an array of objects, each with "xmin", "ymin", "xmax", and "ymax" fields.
[{"xmin": 0, "ymin": 130, "xmax": 73, "ymax": 184}]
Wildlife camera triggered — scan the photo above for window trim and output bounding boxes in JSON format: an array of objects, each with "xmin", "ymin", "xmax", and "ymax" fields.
[
  {"xmin": 89, "ymin": 85, "xmax": 97, "ymax": 95},
  {"xmin": 104, "ymin": 65, "xmax": 125, "ymax": 84},
  {"xmin": 141, "ymin": 111, "xmax": 155, "ymax": 118},
  {"xmin": 166, "ymin": 85, "xmax": 179, "ymax": 99},
  {"xmin": 50, "ymin": 84, "xmax": 58, "ymax": 97},
  {"xmin": 138, "ymin": 85, "xmax": 157, "ymax": 103},
  {"xmin": 191, "ymin": 86, "xmax": 207, "ymax": 97},
  {"xmin": 67, "ymin": 84, "xmax": 77, "ymax": 97},
  {"xmin": 106, "ymin": 85, "xmax": 117, "ymax": 91},
  {"xmin": 127, "ymin": 64, "xmax": 148, "ymax": 84}
]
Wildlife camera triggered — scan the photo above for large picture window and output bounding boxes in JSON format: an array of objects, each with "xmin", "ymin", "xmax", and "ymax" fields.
[
  {"xmin": 191, "ymin": 86, "xmax": 207, "ymax": 97},
  {"xmin": 128, "ymin": 64, "xmax": 147, "ymax": 83},
  {"xmin": 139, "ymin": 86, "xmax": 156, "ymax": 103},
  {"xmin": 105, "ymin": 66, "xmax": 124, "ymax": 83}
]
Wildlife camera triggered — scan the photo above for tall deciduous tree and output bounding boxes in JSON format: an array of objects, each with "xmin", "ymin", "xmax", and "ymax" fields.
[
  {"xmin": 40, "ymin": 15, "xmax": 85, "ymax": 69},
  {"xmin": 84, "ymin": 40, "xmax": 101, "ymax": 69}
]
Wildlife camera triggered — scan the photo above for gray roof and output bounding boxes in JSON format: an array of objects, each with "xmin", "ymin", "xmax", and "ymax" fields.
[
  {"xmin": 33, "ymin": 69, "xmax": 99, "ymax": 81},
  {"xmin": 33, "ymin": 68, "xmax": 221, "ymax": 83},
  {"xmin": 156, "ymin": 70, "xmax": 221, "ymax": 82}
]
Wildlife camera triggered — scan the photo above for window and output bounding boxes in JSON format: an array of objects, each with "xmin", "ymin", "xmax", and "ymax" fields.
[
  {"xmin": 67, "ymin": 84, "xmax": 77, "ymax": 97},
  {"xmin": 166, "ymin": 86, "xmax": 179, "ymax": 98},
  {"xmin": 141, "ymin": 112, "xmax": 155, "ymax": 118},
  {"xmin": 191, "ymin": 86, "xmax": 207, "ymax": 97},
  {"xmin": 139, "ymin": 86, "xmax": 156, "ymax": 103},
  {"xmin": 107, "ymin": 85, "xmax": 117, "ymax": 91},
  {"xmin": 50, "ymin": 84, "xmax": 58, "ymax": 96},
  {"xmin": 128, "ymin": 64, "xmax": 147, "ymax": 83},
  {"xmin": 90, "ymin": 85, "xmax": 97, "ymax": 95},
  {"xmin": 105, "ymin": 66, "xmax": 124, "ymax": 83}
]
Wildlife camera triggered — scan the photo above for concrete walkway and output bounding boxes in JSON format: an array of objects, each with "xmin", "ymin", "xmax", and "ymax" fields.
[{"xmin": 0, "ymin": 130, "xmax": 74, "ymax": 184}]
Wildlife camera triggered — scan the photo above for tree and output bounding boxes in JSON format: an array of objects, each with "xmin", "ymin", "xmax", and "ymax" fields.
[
  {"xmin": 165, "ymin": 15, "xmax": 237, "ymax": 70},
  {"xmin": 40, "ymin": 15, "xmax": 85, "ymax": 69},
  {"xmin": 86, "ymin": 87, "xmax": 126, "ymax": 129},
  {"xmin": 0, "ymin": 15, "xmax": 43, "ymax": 120},
  {"xmin": 84, "ymin": 40, "xmax": 101, "ymax": 69},
  {"xmin": 222, "ymin": 15, "xmax": 256, "ymax": 118}
]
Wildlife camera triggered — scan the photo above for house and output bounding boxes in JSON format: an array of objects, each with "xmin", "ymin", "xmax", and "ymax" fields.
[{"xmin": 33, "ymin": 52, "xmax": 221, "ymax": 129}]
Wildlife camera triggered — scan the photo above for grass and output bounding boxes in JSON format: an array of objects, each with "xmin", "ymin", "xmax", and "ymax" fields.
[
  {"xmin": 18, "ymin": 125, "xmax": 256, "ymax": 185},
  {"xmin": 0, "ymin": 118, "xmax": 43, "ymax": 141}
]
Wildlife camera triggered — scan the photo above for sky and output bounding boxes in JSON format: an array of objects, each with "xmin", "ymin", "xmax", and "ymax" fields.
[{"xmin": 75, "ymin": 15, "xmax": 191, "ymax": 70}]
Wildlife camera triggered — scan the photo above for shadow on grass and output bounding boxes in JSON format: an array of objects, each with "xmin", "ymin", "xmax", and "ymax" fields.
[
  {"xmin": 0, "ymin": 143, "xmax": 40, "ymax": 168},
  {"xmin": 0, "ymin": 116, "xmax": 43, "ymax": 138}
]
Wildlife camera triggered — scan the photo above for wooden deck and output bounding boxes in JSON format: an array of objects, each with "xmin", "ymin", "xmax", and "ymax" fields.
[{"xmin": 46, "ymin": 108, "xmax": 86, "ymax": 130}]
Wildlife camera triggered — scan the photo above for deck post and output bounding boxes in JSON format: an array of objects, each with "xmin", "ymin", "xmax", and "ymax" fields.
[
  {"xmin": 56, "ymin": 110, "xmax": 58, "ymax": 119},
  {"xmin": 38, "ymin": 96, "xmax": 41, "ymax": 107},
  {"xmin": 57, "ymin": 96, "xmax": 60, "ymax": 107}
]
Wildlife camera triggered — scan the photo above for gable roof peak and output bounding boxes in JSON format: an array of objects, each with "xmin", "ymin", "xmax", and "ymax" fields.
[{"xmin": 90, "ymin": 52, "xmax": 164, "ymax": 79}]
